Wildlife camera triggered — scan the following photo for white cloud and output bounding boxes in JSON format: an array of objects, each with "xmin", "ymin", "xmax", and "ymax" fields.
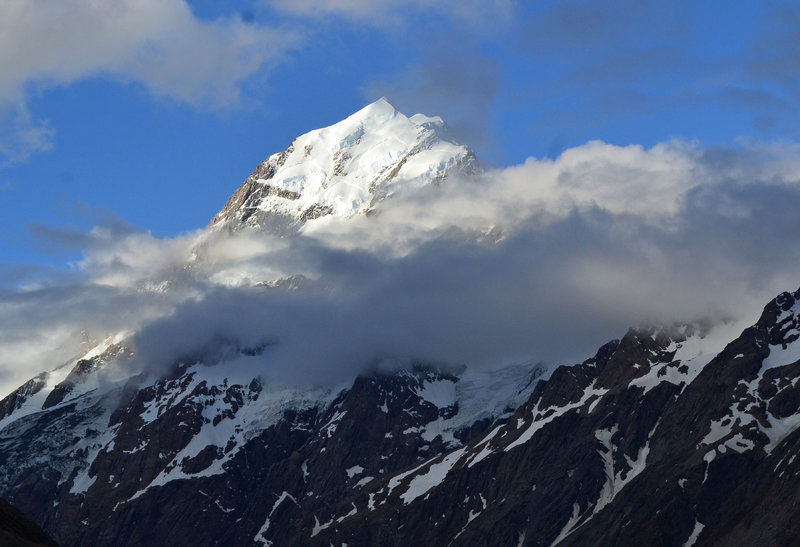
[{"xmin": 0, "ymin": 0, "xmax": 297, "ymax": 162}]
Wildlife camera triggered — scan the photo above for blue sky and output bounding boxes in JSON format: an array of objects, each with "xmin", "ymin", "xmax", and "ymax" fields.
[{"xmin": 0, "ymin": 0, "xmax": 797, "ymax": 273}]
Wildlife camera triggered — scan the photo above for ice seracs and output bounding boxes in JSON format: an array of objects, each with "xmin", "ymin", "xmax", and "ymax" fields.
[{"xmin": 210, "ymin": 97, "xmax": 479, "ymax": 233}]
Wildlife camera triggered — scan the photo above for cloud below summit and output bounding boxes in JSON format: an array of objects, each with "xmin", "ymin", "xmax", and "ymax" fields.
[{"xmin": 3, "ymin": 138, "xmax": 800, "ymax": 396}]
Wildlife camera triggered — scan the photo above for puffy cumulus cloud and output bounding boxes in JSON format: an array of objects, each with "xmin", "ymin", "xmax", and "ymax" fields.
[
  {"xmin": 265, "ymin": 0, "xmax": 514, "ymax": 26},
  {"xmin": 4, "ymin": 138, "xmax": 800, "ymax": 396},
  {"xmin": 0, "ymin": 0, "xmax": 297, "ymax": 163}
]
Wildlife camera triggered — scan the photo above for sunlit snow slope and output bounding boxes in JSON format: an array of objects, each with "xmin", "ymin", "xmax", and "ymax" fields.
[{"xmin": 210, "ymin": 97, "xmax": 478, "ymax": 232}]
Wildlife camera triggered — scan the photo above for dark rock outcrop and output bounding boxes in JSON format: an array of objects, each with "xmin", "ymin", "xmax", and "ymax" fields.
[{"xmin": 0, "ymin": 497, "xmax": 57, "ymax": 547}]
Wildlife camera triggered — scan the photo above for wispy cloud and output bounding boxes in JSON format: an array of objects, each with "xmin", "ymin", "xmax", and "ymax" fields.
[
  {"xmin": 748, "ymin": 2, "xmax": 800, "ymax": 98},
  {"xmin": 508, "ymin": 0, "xmax": 800, "ymax": 148},
  {"xmin": 0, "ymin": 100, "xmax": 54, "ymax": 165}
]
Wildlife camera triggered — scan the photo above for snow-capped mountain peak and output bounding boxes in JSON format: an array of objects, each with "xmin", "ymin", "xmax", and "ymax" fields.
[{"xmin": 210, "ymin": 98, "xmax": 478, "ymax": 232}]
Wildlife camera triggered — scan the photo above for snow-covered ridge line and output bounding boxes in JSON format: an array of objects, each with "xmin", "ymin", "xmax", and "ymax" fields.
[{"xmin": 210, "ymin": 97, "xmax": 478, "ymax": 231}]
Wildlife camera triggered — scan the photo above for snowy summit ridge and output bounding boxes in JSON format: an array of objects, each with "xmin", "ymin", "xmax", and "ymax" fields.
[{"xmin": 210, "ymin": 98, "xmax": 479, "ymax": 232}]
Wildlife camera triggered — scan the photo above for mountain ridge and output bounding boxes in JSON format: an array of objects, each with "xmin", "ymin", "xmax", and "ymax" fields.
[{"xmin": 209, "ymin": 98, "xmax": 479, "ymax": 233}]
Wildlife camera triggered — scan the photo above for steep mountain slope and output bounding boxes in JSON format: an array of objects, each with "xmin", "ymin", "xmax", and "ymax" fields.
[
  {"xmin": 210, "ymin": 97, "xmax": 478, "ymax": 233},
  {"xmin": 299, "ymin": 289, "xmax": 800, "ymax": 546},
  {"xmin": 0, "ymin": 348, "xmax": 541, "ymax": 545}
]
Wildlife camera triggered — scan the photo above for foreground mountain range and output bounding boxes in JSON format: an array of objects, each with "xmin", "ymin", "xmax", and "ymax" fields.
[{"xmin": 2, "ymin": 101, "xmax": 800, "ymax": 546}]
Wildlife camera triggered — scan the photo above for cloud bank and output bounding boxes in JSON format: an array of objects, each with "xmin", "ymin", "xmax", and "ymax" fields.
[{"xmin": 3, "ymin": 138, "xmax": 800, "ymax": 396}]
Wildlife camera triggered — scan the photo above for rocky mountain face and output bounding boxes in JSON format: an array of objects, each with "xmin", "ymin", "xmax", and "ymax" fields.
[
  {"xmin": 209, "ymin": 97, "xmax": 479, "ymax": 234},
  {"xmin": 3, "ymin": 102, "xmax": 800, "ymax": 546},
  {"xmin": 269, "ymin": 289, "xmax": 800, "ymax": 546},
  {"xmin": 0, "ymin": 348, "xmax": 540, "ymax": 545}
]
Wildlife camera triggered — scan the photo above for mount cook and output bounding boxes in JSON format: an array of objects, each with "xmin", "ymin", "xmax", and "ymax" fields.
[
  {"xmin": 209, "ymin": 97, "xmax": 478, "ymax": 232},
  {"xmin": 1, "ymin": 100, "xmax": 800, "ymax": 546}
]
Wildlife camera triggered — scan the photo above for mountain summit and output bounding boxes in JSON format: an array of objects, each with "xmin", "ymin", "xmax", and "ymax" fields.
[{"xmin": 210, "ymin": 98, "xmax": 478, "ymax": 232}]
